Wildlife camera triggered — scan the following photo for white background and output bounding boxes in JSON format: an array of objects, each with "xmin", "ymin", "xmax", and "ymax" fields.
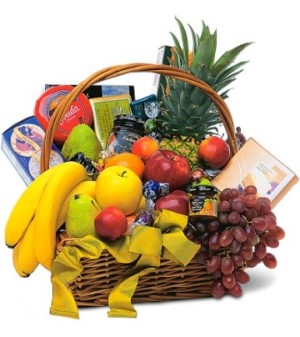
[{"xmin": 0, "ymin": 0, "xmax": 299, "ymax": 335}]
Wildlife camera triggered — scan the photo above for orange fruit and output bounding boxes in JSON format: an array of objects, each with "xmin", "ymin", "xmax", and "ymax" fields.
[
  {"xmin": 131, "ymin": 136, "xmax": 159, "ymax": 161},
  {"xmin": 104, "ymin": 152, "xmax": 145, "ymax": 178}
]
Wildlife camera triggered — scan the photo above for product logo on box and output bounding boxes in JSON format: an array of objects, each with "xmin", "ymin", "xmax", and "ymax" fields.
[
  {"xmin": 41, "ymin": 89, "xmax": 90, "ymax": 134},
  {"xmin": 10, "ymin": 123, "xmax": 64, "ymax": 180},
  {"xmin": 34, "ymin": 85, "xmax": 93, "ymax": 144}
]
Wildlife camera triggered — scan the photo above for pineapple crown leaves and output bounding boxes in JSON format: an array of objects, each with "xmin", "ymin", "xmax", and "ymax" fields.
[
  {"xmin": 170, "ymin": 17, "xmax": 253, "ymax": 94},
  {"xmin": 158, "ymin": 17, "xmax": 252, "ymax": 140},
  {"xmin": 160, "ymin": 89, "xmax": 222, "ymax": 139}
]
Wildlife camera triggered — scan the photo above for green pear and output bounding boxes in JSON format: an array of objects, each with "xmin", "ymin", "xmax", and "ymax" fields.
[
  {"xmin": 61, "ymin": 124, "xmax": 102, "ymax": 161},
  {"xmin": 65, "ymin": 193, "xmax": 101, "ymax": 238}
]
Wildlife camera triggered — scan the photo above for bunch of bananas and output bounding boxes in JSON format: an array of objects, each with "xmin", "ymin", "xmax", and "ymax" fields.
[{"xmin": 4, "ymin": 161, "xmax": 96, "ymax": 276}]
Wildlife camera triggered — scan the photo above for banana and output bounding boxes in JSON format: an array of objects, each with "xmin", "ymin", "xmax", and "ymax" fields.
[
  {"xmin": 12, "ymin": 241, "xmax": 29, "ymax": 278},
  {"xmin": 17, "ymin": 217, "xmax": 39, "ymax": 276},
  {"xmin": 33, "ymin": 161, "xmax": 88, "ymax": 270},
  {"xmin": 57, "ymin": 179, "xmax": 96, "ymax": 228},
  {"xmin": 4, "ymin": 164, "xmax": 62, "ymax": 248}
]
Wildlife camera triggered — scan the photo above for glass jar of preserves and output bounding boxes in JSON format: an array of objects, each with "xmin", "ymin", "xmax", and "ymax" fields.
[
  {"xmin": 188, "ymin": 179, "xmax": 219, "ymax": 221},
  {"xmin": 106, "ymin": 114, "xmax": 145, "ymax": 154}
]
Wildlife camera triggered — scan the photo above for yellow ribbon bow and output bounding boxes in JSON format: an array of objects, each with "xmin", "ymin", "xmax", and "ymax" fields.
[{"xmin": 50, "ymin": 210, "xmax": 200, "ymax": 319}]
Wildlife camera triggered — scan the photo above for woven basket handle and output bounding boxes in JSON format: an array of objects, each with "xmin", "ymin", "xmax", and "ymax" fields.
[{"xmin": 40, "ymin": 63, "xmax": 238, "ymax": 172}]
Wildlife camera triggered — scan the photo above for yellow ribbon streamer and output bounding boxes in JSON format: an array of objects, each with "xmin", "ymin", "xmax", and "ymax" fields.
[
  {"xmin": 108, "ymin": 254, "xmax": 160, "ymax": 318},
  {"xmin": 50, "ymin": 210, "xmax": 200, "ymax": 319},
  {"xmin": 108, "ymin": 210, "xmax": 200, "ymax": 318},
  {"xmin": 50, "ymin": 235, "xmax": 139, "ymax": 318}
]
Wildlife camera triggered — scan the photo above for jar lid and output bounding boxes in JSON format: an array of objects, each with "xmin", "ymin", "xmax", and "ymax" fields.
[
  {"xmin": 188, "ymin": 184, "xmax": 219, "ymax": 194},
  {"xmin": 113, "ymin": 114, "xmax": 145, "ymax": 132},
  {"xmin": 34, "ymin": 85, "xmax": 93, "ymax": 144}
]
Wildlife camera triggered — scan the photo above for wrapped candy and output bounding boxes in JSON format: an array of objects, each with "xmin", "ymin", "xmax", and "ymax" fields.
[
  {"xmin": 69, "ymin": 152, "xmax": 100, "ymax": 180},
  {"xmin": 143, "ymin": 180, "xmax": 169, "ymax": 212},
  {"xmin": 128, "ymin": 210, "xmax": 154, "ymax": 234}
]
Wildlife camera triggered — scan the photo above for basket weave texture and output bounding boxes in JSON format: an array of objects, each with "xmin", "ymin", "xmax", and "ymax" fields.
[
  {"xmin": 45, "ymin": 64, "xmax": 238, "ymax": 310},
  {"xmin": 68, "ymin": 251, "xmax": 213, "ymax": 307}
]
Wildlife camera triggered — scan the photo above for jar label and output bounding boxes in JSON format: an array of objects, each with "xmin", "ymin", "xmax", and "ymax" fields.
[
  {"xmin": 189, "ymin": 195, "xmax": 218, "ymax": 219},
  {"xmin": 107, "ymin": 130, "xmax": 141, "ymax": 154}
]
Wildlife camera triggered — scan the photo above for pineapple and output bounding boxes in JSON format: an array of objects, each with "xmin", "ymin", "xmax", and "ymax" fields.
[
  {"xmin": 156, "ymin": 18, "xmax": 251, "ymax": 169},
  {"xmin": 159, "ymin": 135, "xmax": 200, "ymax": 169}
]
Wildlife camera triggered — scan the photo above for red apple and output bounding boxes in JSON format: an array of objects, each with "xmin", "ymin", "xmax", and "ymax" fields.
[
  {"xmin": 171, "ymin": 190, "xmax": 189, "ymax": 201},
  {"xmin": 198, "ymin": 136, "xmax": 231, "ymax": 169},
  {"xmin": 144, "ymin": 150, "xmax": 191, "ymax": 191},
  {"xmin": 154, "ymin": 190, "xmax": 189, "ymax": 215},
  {"xmin": 94, "ymin": 206, "xmax": 128, "ymax": 241}
]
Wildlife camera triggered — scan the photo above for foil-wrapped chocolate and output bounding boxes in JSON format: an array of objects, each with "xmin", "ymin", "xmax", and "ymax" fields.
[
  {"xmin": 143, "ymin": 180, "xmax": 161, "ymax": 200},
  {"xmin": 128, "ymin": 210, "xmax": 154, "ymax": 234},
  {"xmin": 143, "ymin": 180, "xmax": 169, "ymax": 212}
]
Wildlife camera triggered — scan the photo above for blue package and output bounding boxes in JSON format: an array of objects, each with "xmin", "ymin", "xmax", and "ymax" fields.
[
  {"xmin": 1, "ymin": 116, "xmax": 64, "ymax": 185},
  {"xmin": 130, "ymin": 94, "xmax": 160, "ymax": 121}
]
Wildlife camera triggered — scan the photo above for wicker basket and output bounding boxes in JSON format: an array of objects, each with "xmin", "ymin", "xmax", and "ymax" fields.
[
  {"xmin": 43, "ymin": 64, "xmax": 239, "ymax": 310},
  {"xmin": 56, "ymin": 234, "xmax": 214, "ymax": 307}
]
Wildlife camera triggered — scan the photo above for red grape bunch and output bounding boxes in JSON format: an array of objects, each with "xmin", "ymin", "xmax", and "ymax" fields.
[{"xmin": 185, "ymin": 185, "xmax": 285, "ymax": 299}]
